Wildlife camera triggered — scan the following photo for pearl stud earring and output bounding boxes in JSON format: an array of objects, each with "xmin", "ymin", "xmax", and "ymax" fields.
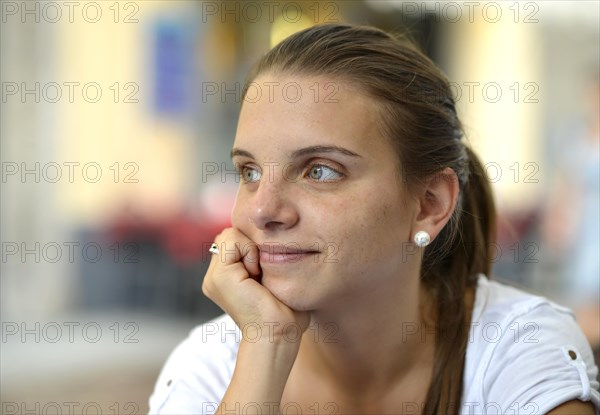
[{"xmin": 414, "ymin": 231, "xmax": 431, "ymax": 247}]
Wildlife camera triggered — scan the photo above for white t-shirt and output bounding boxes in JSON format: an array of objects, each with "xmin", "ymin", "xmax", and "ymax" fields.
[{"xmin": 148, "ymin": 275, "xmax": 600, "ymax": 414}]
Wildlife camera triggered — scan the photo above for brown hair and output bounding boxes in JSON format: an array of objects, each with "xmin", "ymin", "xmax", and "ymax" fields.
[{"xmin": 242, "ymin": 23, "xmax": 496, "ymax": 414}]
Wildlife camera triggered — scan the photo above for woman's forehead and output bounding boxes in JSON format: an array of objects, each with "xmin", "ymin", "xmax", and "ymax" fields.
[{"xmin": 235, "ymin": 76, "xmax": 385, "ymax": 152}]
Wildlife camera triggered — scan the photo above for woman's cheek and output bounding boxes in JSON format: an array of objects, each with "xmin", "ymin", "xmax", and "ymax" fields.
[{"xmin": 230, "ymin": 196, "xmax": 249, "ymax": 231}]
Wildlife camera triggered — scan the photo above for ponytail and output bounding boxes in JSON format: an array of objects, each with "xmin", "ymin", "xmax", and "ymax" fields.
[{"xmin": 461, "ymin": 145, "xmax": 497, "ymax": 277}]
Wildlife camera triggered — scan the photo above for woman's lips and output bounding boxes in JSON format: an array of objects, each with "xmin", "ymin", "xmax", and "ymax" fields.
[{"xmin": 257, "ymin": 243, "xmax": 320, "ymax": 265}]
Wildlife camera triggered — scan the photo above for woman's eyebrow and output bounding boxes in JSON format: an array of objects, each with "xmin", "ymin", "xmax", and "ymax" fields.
[
  {"xmin": 230, "ymin": 148, "xmax": 254, "ymax": 159},
  {"xmin": 230, "ymin": 145, "xmax": 362, "ymax": 160},
  {"xmin": 290, "ymin": 145, "xmax": 362, "ymax": 159}
]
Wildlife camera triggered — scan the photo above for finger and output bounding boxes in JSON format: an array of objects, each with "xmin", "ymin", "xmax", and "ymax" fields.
[
  {"xmin": 226, "ymin": 228, "xmax": 261, "ymax": 277},
  {"xmin": 203, "ymin": 260, "xmax": 248, "ymax": 301},
  {"xmin": 242, "ymin": 242, "xmax": 261, "ymax": 278},
  {"xmin": 209, "ymin": 229, "xmax": 243, "ymax": 266}
]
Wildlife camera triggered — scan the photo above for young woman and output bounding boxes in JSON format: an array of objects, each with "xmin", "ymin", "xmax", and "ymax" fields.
[{"xmin": 149, "ymin": 24, "xmax": 599, "ymax": 414}]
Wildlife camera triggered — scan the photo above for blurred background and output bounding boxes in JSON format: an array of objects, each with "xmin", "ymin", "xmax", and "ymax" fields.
[{"xmin": 1, "ymin": 0, "xmax": 598, "ymax": 413}]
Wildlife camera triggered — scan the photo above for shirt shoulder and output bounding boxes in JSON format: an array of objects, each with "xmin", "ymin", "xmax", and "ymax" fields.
[
  {"xmin": 462, "ymin": 275, "xmax": 600, "ymax": 415},
  {"xmin": 148, "ymin": 314, "xmax": 239, "ymax": 415}
]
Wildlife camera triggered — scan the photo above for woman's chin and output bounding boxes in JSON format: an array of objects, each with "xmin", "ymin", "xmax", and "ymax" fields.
[{"xmin": 261, "ymin": 275, "xmax": 314, "ymax": 311}]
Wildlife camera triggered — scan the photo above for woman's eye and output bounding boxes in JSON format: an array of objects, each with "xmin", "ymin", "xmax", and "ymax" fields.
[
  {"xmin": 241, "ymin": 166, "xmax": 261, "ymax": 183},
  {"xmin": 307, "ymin": 164, "xmax": 342, "ymax": 182}
]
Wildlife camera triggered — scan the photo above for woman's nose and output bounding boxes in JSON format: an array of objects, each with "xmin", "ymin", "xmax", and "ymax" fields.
[{"xmin": 249, "ymin": 176, "xmax": 299, "ymax": 231}]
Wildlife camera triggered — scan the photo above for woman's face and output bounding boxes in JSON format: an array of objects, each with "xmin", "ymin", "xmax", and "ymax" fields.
[{"xmin": 231, "ymin": 74, "xmax": 419, "ymax": 311}]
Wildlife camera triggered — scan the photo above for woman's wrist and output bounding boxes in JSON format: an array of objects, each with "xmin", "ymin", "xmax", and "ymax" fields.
[
  {"xmin": 238, "ymin": 319, "xmax": 306, "ymax": 346},
  {"xmin": 239, "ymin": 333, "xmax": 302, "ymax": 364}
]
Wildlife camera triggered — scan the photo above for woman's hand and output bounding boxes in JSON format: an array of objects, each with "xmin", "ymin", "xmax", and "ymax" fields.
[
  {"xmin": 202, "ymin": 228, "xmax": 311, "ymax": 412},
  {"xmin": 202, "ymin": 227, "xmax": 310, "ymax": 344}
]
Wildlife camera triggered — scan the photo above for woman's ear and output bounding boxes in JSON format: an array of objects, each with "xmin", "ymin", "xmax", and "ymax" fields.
[{"xmin": 411, "ymin": 167, "xmax": 459, "ymax": 243}]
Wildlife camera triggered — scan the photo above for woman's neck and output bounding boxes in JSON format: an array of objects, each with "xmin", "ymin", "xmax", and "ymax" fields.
[{"xmin": 297, "ymin": 277, "xmax": 438, "ymax": 401}]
